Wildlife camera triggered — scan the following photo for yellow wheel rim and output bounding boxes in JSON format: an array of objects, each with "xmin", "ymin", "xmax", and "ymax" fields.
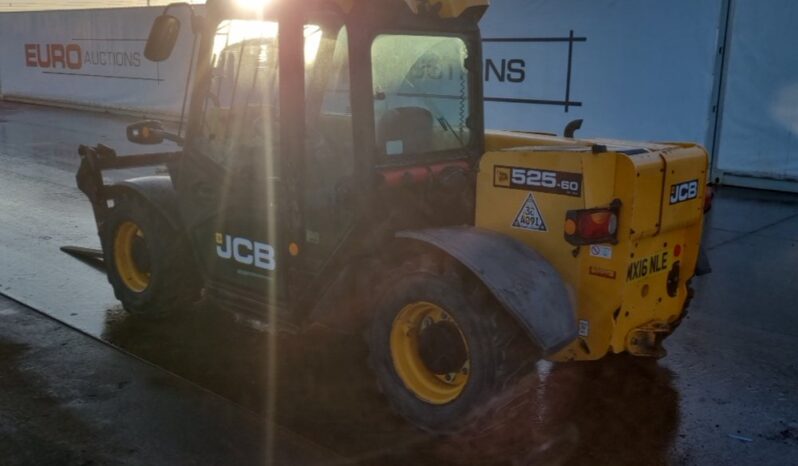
[
  {"xmin": 390, "ymin": 301, "xmax": 470, "ymax": 405},
  {"xmin": 113, "ymin": 221, "xmax": 150, "ymax": 293}
]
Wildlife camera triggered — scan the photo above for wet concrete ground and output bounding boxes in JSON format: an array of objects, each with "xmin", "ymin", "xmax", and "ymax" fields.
[
  {"xmin": 0, "ymin": 100, "xmax": 797, "ymax": 465},
  {"xmin": 0, "ymin": 295, "xmax": 340, "ymax": 466}
]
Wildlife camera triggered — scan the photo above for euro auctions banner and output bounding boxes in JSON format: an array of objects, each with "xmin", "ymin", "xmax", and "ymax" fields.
[{"xmin": 0, "ymin": 6, "xmax": 197, "ymax": 117}]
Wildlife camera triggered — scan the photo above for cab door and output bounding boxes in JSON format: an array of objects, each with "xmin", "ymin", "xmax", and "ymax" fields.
[
  {"xmin": 175, "ymin": 17, "xmax": 297, "ymax": 305},
  {"xmin": 299, "ymin": 23, "xmax": 357, "ymax": 274}
]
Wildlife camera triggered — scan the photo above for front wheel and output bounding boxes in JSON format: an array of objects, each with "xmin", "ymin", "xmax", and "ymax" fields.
[
  {"xmin": 102, "ymin": 194, "xmax": 200, "ymax": 317},
  {"xmin": 368, "ymin": 258, "xmax": 539, "ymax": 434}
]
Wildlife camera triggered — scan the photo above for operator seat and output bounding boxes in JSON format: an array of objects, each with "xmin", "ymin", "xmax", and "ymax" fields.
[{"xmin": 376, "ymin": 106, "xmax": 434, "ymax": 156}]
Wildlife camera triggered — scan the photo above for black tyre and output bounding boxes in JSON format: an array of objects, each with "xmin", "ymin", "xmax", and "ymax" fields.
[
  {"xmin": 102, "ymin": 193, "xmax": 200, "ymax": 317},
  {"xmin": 368, "ymin": 254, "xmax": 539, "ymax": 434}
]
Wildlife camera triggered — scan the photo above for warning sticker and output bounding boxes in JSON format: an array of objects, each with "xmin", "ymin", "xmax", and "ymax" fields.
[
  {"xmin": 511, "ymin": 193, "xmax": 548, "ymax": 232},
  {"xmin": 589, "ymin": 245, "xmax": 613, "ymax": 259},
  {"xmin": 578, "ymin": 319, "xmax": 590, "ymax": 337},
  {"xmin": 589, "ymin": 266, "xmax": 617, "ymax": 280}
]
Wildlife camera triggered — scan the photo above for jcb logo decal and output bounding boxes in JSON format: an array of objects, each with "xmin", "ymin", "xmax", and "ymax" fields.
[
  {"xmin": 494, "ymin": 167, "xmax": 511, "ymax": 187},
  {"xmin": 216, "ymin": 233, "xmax": 275, "ymax": 271},
  {"xmin": 669, "ymin": 179, "xmax": 699, "ymax": 205}
]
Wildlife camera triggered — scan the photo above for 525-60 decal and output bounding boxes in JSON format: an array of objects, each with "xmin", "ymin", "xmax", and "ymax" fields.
[{"xmin": 494, "ymin": 165, "xmax": 582, "ymax": 197}]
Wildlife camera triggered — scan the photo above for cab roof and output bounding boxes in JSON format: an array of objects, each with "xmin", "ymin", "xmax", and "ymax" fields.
[
  {"xmin": 210, "ymin": 0, "xmax": 490, "ymax": 19},
  {"xmin": 376, "ymin": 0, "xmax": 490, "ymax": 18}
]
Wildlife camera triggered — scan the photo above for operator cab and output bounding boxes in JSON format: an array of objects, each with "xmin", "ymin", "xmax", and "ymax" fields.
[{"xmin": 141, "ymin": 0, "xmax": 488, "ymax": 319}]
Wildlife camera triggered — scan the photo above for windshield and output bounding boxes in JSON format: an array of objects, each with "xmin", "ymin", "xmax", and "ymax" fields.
[
  {"xmin": 371, "ymin": 34, "xmax": 472, "ymax": 157},
  {"xmin": 198, "ymin": 19, "xmax": 280, "ymax": 169}
]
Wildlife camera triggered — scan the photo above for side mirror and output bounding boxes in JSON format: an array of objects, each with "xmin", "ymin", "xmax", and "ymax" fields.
[
  {"xmin": 144, "ymin": 14, "xmax": 181, "ymax": 62},
  {"xmin": 127, "ymin": 120, "xmax": 165, "ymax": 145}
]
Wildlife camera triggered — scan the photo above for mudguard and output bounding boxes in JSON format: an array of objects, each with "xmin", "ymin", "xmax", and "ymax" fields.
[
  {"xmin": 397, "ymin": 227, "xmax": 577, "ymax": 356},
  {"xmin": 109, "ymin": 176, "xmax": 182, "ymax": 230}
]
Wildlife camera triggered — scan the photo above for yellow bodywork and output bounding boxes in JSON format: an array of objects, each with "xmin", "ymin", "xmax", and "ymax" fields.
[{"xmin": 476, "ymin": 131, "xmax": 708, "ymax": 361}]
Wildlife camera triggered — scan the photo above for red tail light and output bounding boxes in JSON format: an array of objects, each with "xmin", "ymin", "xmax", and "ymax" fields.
[{"xmin": 564, "ymin": 201, "xmax": 621, "ymax": 246}]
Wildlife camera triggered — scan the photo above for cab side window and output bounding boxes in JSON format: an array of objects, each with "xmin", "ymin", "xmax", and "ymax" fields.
[{"xmin": 371, "ymin": 34, "xmax": 472, "ymax": 157}]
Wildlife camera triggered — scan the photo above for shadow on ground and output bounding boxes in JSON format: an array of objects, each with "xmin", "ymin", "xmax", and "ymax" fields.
[{"xmin": 102, "ymin": 302, "xmax": 679, "ymax": 465}]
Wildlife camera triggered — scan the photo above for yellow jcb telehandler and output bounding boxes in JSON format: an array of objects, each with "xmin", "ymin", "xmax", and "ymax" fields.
[{"xmin": 74, "ymin": 0, "xmax": 710, "ymax": 433}]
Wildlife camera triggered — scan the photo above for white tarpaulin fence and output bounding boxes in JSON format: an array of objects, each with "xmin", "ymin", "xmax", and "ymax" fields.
[
  {"xmin": 713, "ymin": 0, "xmax": 798, "ymax": 189},
  {"xmin": 0, "ymin": 6, "xmax": 196, "ymax": 117},
  {"xmin": 0, "ymin": 1, "xmax": 795, "ymax": 191},
  {"xmin": 479, "ymin": 0, "xmax": 724, "ymax": 147}
]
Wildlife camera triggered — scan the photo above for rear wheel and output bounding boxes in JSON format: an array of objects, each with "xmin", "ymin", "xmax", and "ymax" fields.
[
  {"xmin": 390, "ymin": 301, "xmax": 471, "ymax": 405},
  {"xmin": 103, "ymin": 194, "xmax": 200, "ymax": 317},
  {"xmin": 368, "ymin": 255, "xmax": 539, "ymax": 434}
]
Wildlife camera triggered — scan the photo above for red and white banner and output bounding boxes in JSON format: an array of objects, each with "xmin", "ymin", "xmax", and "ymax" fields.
[{"xmin": 0, "ymin": 6, "xmax": 197, "ymax": 117}]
